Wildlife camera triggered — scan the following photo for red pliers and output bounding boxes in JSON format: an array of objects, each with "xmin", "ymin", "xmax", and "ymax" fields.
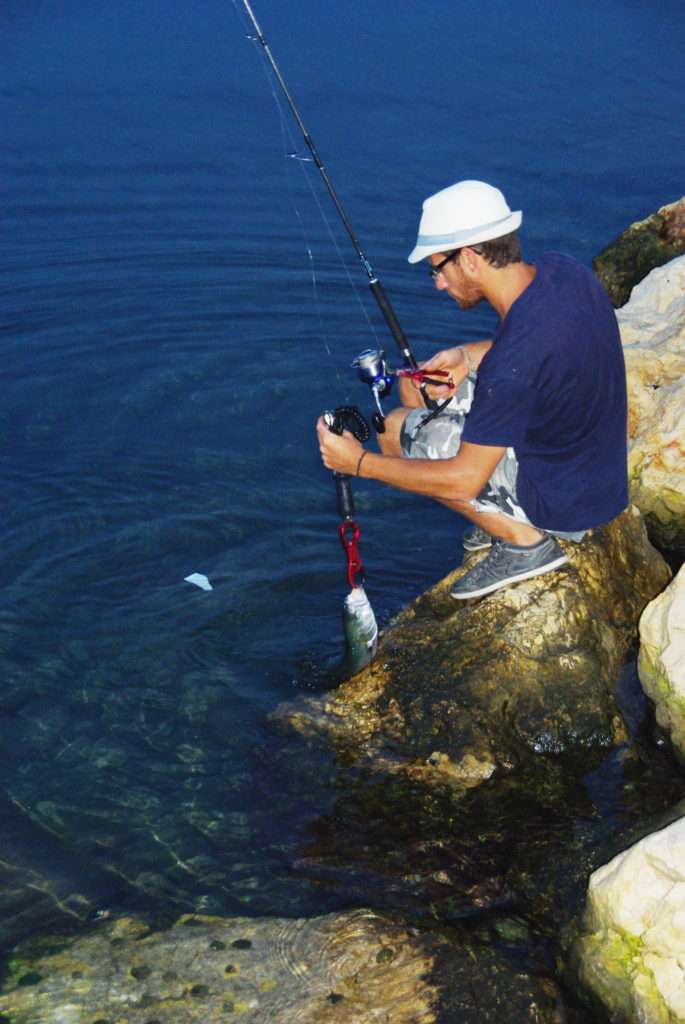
[{"xmin": 395, "ymin": 368, "xmax": 455, "ymax": 389}]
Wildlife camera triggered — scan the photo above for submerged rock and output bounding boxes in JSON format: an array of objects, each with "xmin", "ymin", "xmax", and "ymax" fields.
[
  {"xmin": 573, "ymin": 815, "xmax": 685, "ymax": 1023},
  {"xmin": 619, "ymin": 254, "xmax": 685, "ymax": 554},
  {"xmin": 638, "ymin": 565, "xmax": 685, "ymax": 762},
  {"xmin": 274, "ymin": 508, "xmax": 669, "ymax": 780},
  {"xmin": 594, "ymin": 195, "xmax": 685, "ymax": 307},
  {"xmin": 0, "ymin": 790, "xmax": 123, "ymax": 953},
  {"xmin": 0, "ymin": 909, "xmax": 568, "ymax": 1023}
]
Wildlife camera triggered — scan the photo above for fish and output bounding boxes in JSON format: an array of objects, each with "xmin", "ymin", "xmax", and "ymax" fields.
[{"xmin": 338, "ymin": 585, "xmax": 378, "ymax": 678}]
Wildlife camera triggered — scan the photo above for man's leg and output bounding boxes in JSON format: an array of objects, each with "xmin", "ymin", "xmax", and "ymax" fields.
[
  {"xmin": 399, "ymin": 406, "xmax": 572, "ymax": 597},
  {"xmin": 441, "ymin": 499, "xmax": 544, "ymax": 546},
  {"xmin": 395, "ymin": 391, "xmax": 542, "ymax": 546},
  {"xmin": 447, "ymin": 448, "xmax": 572, "ymax": 599},
  {"xmin": 377, "ymin": 407, "xmax": 409, "ymax": 458}
]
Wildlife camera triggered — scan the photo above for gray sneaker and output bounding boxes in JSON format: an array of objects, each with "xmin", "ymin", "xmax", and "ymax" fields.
[
  {"xmin": 451, "ymin": 535, "xmax": 569, "ymax": 600},
  {"xmin": 462, "ymin": 524, "xmax": 493, "ymax": 551}
]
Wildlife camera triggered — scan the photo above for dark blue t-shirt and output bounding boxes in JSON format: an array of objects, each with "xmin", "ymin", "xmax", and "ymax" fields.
[{"xmin": 461, "ymin": 252, "xmax": 628, "ymax": 531}]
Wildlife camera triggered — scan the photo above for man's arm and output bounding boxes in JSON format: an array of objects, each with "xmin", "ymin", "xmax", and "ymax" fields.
[
  {"xmin": 358, "ymin": 441, "xmax": 504, "ymax": 502},
  {"xmin": 316, "ymin": 417, "xmax": 505, "ymax": 504}
]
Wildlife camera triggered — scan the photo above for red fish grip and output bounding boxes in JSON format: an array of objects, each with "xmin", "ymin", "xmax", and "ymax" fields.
[{"xmin": 339, "ymin": 520, "xmax": 365, "ymax": 589}]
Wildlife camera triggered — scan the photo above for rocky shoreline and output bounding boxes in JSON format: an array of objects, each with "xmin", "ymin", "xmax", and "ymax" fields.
[
  {"xmin": 273, "ymin": 507, "xmax": 668, "ymax": 776},
  {"xmin": 1, "ymin": 200, "xmax": 684, "ymax": 1023}
]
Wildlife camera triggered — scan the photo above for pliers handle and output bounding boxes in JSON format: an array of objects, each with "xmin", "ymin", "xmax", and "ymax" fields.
[{"xmin": 396, "ymin": 368, "xmax": 455, "ymax": 389}]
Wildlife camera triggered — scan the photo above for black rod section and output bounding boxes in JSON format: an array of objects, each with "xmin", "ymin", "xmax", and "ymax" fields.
[{"xmin": 240, "ymin": 0, "xmax": 417, "ymax": 369}]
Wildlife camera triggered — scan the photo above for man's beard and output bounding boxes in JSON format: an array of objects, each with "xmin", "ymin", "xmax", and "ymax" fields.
[
  {"xmin": 449, "ymin": 271, "xmax": 483, "ymax": 310},
  {"xmin": 454, "ymin": 285, "xmax": 483, "ymax": 310}
]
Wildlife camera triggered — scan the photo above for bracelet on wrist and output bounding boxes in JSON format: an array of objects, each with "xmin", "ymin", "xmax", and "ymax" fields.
[{"xmin": 356, "ymin": 451, "xmax": 368, "ymax": 477}]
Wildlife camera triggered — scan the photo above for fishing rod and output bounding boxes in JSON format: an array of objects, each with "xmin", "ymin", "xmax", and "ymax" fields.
[
  {"xmin": 240, "ymin": 0, "xmax": 428, "ymax": 416},
  {"xmin": 238, "ymin": 2, "xmax": 432, "ymax": 677}
]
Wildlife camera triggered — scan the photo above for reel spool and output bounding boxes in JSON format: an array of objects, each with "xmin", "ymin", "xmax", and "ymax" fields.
[{"xmin": 351, "ymin": 349, "xmax": 394, "ymax": 433}]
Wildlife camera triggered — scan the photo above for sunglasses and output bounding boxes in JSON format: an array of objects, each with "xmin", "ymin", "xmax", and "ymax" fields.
[{"xmin": 428, "ymin": 247, "xmax": 484, "ymax": 279}]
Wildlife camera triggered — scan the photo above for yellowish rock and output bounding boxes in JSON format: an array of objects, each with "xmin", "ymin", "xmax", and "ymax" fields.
[
  {"xmin": 0, "ymin": 910, "xmax": 439, "ymax": 1024},
  {"xmin": 0, "ymin": 908, "xmax": 567, "ymax": 1022},
  {"xmin": 274, "ymin": 509, "xmax": 669, "ymax": 776}
]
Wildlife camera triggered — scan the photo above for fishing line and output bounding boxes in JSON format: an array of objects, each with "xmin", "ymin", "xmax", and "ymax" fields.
[
  {"xmin": 236, "ymin": 4, "xmax": 334, "ymax": 361},
  {"xmin": 231, "ymin": 0, "xmax": 382, "ymax": 369},
  {"xmin": 236, "ymin": 0, "xmax": 423, "ymax": 382}
]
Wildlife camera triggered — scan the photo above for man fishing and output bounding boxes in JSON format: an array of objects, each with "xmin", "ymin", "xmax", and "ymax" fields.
[{"xmin": 317, "ymin": 179, "xmax": 628, "ymax": 599}]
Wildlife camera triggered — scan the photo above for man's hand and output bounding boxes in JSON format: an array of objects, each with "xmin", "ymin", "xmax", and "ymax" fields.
[
  {"xmin": 316, "ymin": 416, "xmax": 364, "ymax": 475},
  {"xmin": 421, "ymin": 346, "xmax": 471, "ymax": 388},
  {"xmin": 399, "ymin": 346, "xmax": 469, "ymax": 405}
]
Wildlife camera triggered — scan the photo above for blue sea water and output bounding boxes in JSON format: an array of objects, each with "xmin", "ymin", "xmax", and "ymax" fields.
[{"xmin": 1, "ymin": 0, "xmax": 684, "ymax": 954}]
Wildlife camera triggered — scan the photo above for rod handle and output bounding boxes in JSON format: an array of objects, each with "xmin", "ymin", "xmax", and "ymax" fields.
[
  {"xmin": 369, "ymin": 279, "xmax": 442, "ymax": 411},
  {"xmin": 368, "ymin": 279, "xmax": 417, "ymax": 369},
  {"xmin": 334, "ymin": 473, "xmax": 355, "ymax": 521}
]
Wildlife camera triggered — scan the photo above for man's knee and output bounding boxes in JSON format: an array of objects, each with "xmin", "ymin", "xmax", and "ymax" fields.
[{"xmin": 378, "ymin": 407, "xmax": 410, "ymax": 457}]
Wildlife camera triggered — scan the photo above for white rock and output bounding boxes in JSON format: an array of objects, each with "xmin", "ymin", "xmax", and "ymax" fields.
[
  {"xmin": 588, "ymin": 816, "xmax": 685, "ymax": 934},
  {"xmin": 641, "ymin": 564, "xmax": 685, "ymax": 685},
  {"xmin": 618, "ymin": 254, "xmax": 685, "ymax": 548},
  {"xmin": 619, "ymin": 255, "xmax": 685, "ymax": 335},
  {"xmin": 643, "ymin": 895, "xmax": 685, "ymax": 957},
  {"xmin": 578, "ymin": 816, "xmax": 685, "ymax": 1022},
  {"xmin": 639, "ymin": 565, "xmax": 685, "ymax": 758},
  {"xmin": 643, "ymin": 954, "xmax": 685, "ymax": 1019}
]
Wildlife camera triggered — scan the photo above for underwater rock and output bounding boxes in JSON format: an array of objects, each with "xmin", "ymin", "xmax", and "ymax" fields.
[
  {"xmin": 0, "ymin": 909, "xmax": 568, "ymax": 1023},
  {"xmin": 0, "ymin": 674, "xmax": 273, "ymax": 923},
  {"xmin": 594, "ymin": 195, "xmax": 685, "ymax": 307},
  {"xmin": 274, "ymin": 508, "xmax": 670, "ymax": 780},
  {"xmin": 638, "ymin": 565, "xmax": 685, "ymax": 762},
  {"xmin": 0, "ymin": 791, "xmax": 123, "ymax": 953},
  {"xmin": 573, "ymin": 815, "xmax": 685, "ymax": 1023},
  {"xmin": 619, "ymin": 254, "xmax": 685, "ymax": 553}
]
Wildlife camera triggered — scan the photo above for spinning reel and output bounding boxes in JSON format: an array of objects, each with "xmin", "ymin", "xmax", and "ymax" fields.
[
  {"xmin": 351, "ymin": 349, "xmax": 394, "ymax": 433},
  {"xmin": 352, "ymin": 347, "xmax": 454, "ymax": 433}
]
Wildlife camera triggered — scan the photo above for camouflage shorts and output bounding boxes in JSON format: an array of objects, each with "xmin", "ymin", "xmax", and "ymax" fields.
[
  {"xmin": 400, "ymin": 376, "xmax": 584, "ymax": 540},
  {"xmin": 400, "ymin": 375, "xmax": 476, "ymax": 461}
]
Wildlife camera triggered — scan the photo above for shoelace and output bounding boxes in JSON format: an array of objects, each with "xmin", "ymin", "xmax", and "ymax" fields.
[
  {"xmin": 486, "ymin": 540, "xmax": 506, "ymax": 561},
  {"xmin": 471, "ymin": 540, "xmax": 507, "ymax": 577}
]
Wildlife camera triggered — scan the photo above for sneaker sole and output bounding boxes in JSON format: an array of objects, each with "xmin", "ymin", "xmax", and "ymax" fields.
[
  {"xmin": 462, "ymin": 539, "xmax": 492, "ymax": 552},
  {"xmin": 450, "ymin": 554, "xmax": 570, "ymax": 600}
]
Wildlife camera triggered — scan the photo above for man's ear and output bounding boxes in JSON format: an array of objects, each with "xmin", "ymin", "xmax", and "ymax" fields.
[{"xmin": 461, "ymin": 247, "xmax": 481, "ymax": 277}]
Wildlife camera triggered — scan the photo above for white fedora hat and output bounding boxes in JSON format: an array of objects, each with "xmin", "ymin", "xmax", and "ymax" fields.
[{"xmin": 408, "ymin": 180, "xmax": 522, "ymax": 263}]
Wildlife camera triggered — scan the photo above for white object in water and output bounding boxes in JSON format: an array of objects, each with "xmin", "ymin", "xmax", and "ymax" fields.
[{"xmin": 184, "ymin": 573, "xmax": 213, "ymax": 591}]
